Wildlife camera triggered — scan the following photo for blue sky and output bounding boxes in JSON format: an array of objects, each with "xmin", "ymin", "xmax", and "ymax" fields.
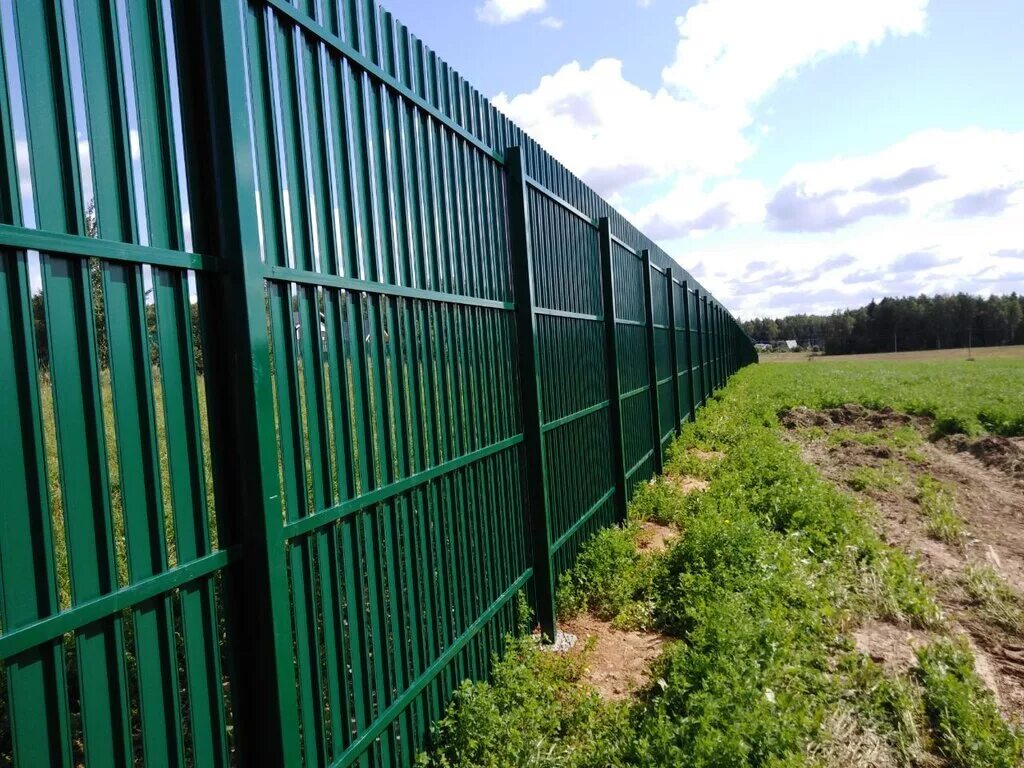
[{"xmin": 383, "ymin": 0, "xmax": 1024, "ymax": 318}]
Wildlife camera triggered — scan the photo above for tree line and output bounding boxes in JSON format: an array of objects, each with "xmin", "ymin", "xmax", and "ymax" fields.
[{"xmin": 743, "ymin": 293, "xmax": 1024, "ymax": 355}]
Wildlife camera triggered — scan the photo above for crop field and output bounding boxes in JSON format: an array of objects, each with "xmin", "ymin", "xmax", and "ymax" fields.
[{"xmin": 418, "ymin": 357, "xmax": 1024, "ymax": 767}]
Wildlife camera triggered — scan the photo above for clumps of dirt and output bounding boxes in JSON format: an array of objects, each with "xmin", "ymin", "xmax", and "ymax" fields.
[
  {"xmin": 782, "ymin": 404, "xmax": 1024, "ymax": 719},
  {"xmin": 561, "ymin": 614, "xmax": 668, "ymax": 701},
  {"xmin": 781, "ymin": 407, "xmax": 831, "ymax": 429},
  {"xmin": 943, "ymin": 434, "xmax": 1024, "ymax": 485},
  {"xmin": 637, "ymin": 521, "xmax": 678, "ymax": 553},
  {"xmin": 781, "ymin": 404, "xmax": 919, "ymax": 431}
]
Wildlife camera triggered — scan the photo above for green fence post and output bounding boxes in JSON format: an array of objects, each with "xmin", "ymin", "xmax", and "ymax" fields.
[
  {"xmin": 682, "ymin": 280, "xmax": 696, "ymax": 422},
  {"xmin": 507, "ymin": 147, "xmax": 557, "ymax": 640},
  {"xmin": 188, "ymin": 3, "xmax": 301, "ymax": 764},
  {"xmin": 641, "ymin": 250, "xmax": 663, "ymax": 474},
  {"xmin": 599, "ymin": 218, "xmax": 628, "ymax": 522},
  {"xmin": 667, "ymin": 268, "xmax": 681, "ymax": 435}
]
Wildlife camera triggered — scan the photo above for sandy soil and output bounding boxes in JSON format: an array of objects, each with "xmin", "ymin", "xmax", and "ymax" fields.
[
  {"xmin": 637, "ymin": 520, "xmax": 678, "ymax": 553},
  {"xmin": 561, "ymin": 614, "xmax": 668, "ymax": 701}
]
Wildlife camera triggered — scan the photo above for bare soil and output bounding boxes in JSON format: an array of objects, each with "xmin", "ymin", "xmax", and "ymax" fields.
[
  {"xmin": 782, "ymin": 405, "xmax": 1024, "ymax": 719},
  {"xmin": 561, "ymin": 614, "xmax": 668, "ymax": 701},
  {"xmin": 637, "ymin": 521, "xmax": 678, "ymax": 553},
  {"xmin": 665, "ymin": 474, "xmax": 709, "ymax": 495}
]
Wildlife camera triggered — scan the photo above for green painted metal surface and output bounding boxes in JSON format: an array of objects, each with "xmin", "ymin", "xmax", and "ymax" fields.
[{"xmin": 0, "ymin": 0, "xmax": 756, "ymax": 765}]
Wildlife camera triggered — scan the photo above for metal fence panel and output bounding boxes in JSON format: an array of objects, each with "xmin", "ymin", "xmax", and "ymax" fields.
[{"xmin": 0, "ymin": 0, "xmax": 756, "ymax": 765}]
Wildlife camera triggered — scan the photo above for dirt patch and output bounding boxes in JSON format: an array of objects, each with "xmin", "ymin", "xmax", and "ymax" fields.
[
  {"xmin": 691, "ymin": 449, "xmax": 725, "ymax": 462},
  {"xmin": 943, "ymin": 434, "xmax": 1024, "ymax": 485},
  {"xmin": 561, "ymin": 614, "xmax": 668, "ymax": 701},
  {"xmin": 782, "ymin": 404, "xmax": 920, "ymax": 432},
  {"xmin": 637, "ymin": 521, "xmax": 678, "ymax": 553},
  {"xmin": 665, "ymin": 474, "xmax": 709, "ymax": 495},
  {"xmin": 852, "ymin": 619, "xmax": 1005, "ymax": 707},
  {"xmin": 782, "ymin": 405, "xmax": 1024, "ymax": 719},
  {"xmin": 853, "ymin": 620, "xmax": 935, "ymax": 676}
]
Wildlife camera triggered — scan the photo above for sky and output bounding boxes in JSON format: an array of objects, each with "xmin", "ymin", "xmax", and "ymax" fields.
[{"xmin": 381, "ymin": 0, "xmax": 1024, "ymax": 320}]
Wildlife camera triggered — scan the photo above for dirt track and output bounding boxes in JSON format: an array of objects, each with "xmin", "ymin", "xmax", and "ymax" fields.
[{"xmin": 783, "ymin": 404, "xmax": 1024, "ymax": 719}]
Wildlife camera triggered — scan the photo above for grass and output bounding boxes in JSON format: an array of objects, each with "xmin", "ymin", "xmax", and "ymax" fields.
[
  {"xmin": 419, "ymin": 358, "xmax": 1023, "ymax": 767},
  {"xmin": 916, "ymin": 639, "xmax": 1023, "ymax": 768},
  {"xmin": 962, "ymin": 564, "xmax": 1024, "ymax": 634},
  {"xmin": 848, "ymin": 462, "xmax": 907, "ymax": 492},
  {"xmin": 917, "ymin": 475, "xmax": 964, "ymax": 545},
  {"xmin": 746, "ymin": 357, "xmax": 1024, "ymax": 437}
]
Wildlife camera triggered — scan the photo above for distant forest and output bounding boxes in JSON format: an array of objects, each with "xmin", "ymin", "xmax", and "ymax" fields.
[{"xmin": 742, "ymin": 293, "xmax": 1024, "ymax": 355}]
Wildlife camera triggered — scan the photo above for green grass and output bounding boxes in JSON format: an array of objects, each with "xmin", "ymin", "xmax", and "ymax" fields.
[
  {"xmin": 916, "ymin": 639, "xmax": 1023, "ymax": 768},
  {"xmin": 421, "ymin": 365, "xmax": 957, "ymax": 766},
  {"xmin": 848, "ymin": 461, "xmax": 907, "ymax": 492},
  {"xmin": 917, "ymin": 475, "xmax": 964, "ymax": 545},
  {"xmin": 749, "ymin": 358, "xmax": 1024, "ymax": 437},
  {"xmin": 556, "ymin": 519, "xmax": 662, "ymax": 629},
  {"xmin": 962, "ymin": 564, "xmax": 1024, "ymax": 634},
  {"xmin": 420, "ymin": 358, "xmax": 1024, "ymax": 767}
]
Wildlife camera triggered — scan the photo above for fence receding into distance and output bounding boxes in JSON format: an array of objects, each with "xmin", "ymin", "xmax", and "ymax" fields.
[{"xmin": 0, "ymin": 0, "xmax": 756, "ymax": 765}]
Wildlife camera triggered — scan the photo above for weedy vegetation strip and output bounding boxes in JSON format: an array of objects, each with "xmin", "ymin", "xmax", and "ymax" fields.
[{"xmin": 419, "ymin": 361, "xmax": 1024, "ymax": 767}]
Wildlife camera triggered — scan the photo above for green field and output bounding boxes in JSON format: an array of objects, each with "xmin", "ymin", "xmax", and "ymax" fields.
[
  {"xmin": 750, "ymin": 356, "xmax": 1024, "ymax": 437},
  {"xmin": 419, "ymin": 357, "xmax": 1024, "ymax": 768}
]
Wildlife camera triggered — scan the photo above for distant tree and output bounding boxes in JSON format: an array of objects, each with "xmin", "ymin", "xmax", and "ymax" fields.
[{"xmin": 745, "ymin": 292, "xmax": 1024, "ymax": 356}]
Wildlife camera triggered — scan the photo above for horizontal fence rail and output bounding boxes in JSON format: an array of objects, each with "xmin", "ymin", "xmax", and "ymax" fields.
[{"xmin": 0, "ymin": 0, "xmax": 756, "ymax": 765}]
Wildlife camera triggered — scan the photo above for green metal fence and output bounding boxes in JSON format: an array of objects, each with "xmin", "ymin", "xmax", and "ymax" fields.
[{"xmin": 0, "ymin": 0, "xmax": 756, "ymax": 765}]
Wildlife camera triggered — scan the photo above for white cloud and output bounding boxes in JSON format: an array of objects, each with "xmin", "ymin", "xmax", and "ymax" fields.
[
  {"xmin": 662, "ymin": 0, "xmax": 928, "ymax": 113},
  {"xmin": 539, "ymin": 16, "xmax": 564, "ymax": 29},
  {"xmin": 488, "ymin": 0, "xmax": 1022, "ymax": 318},
  {"xmin": 494, "ymin": 0, "xmax": 930, "ymax": 202},
  {"xmin": 629, "ymin": 177, "xmax": 767, "ymax": 239},
  {"xmin": 475, "ymin": 0, "xmax": 546, "ymax": 25},
  {"xmin": 494, "ymin": 59, "xmax": 750, "ymax": 197},
  {"xmin": 672, "ymin": 129, "xmax": 1024, "ymax": 317}
]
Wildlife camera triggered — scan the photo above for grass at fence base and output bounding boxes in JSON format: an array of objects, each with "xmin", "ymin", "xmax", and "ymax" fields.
[{"xmin": 418, "ymin": 360, "xmax": 1024, "ymax": 767}]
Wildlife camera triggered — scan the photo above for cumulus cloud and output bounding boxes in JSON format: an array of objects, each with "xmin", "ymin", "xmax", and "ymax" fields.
[
  {"xmin": 494, "ymin": 59, "xmax": 749, "ymax": 196},
  {"xmin": 766, "ymin": 184, "xmax": 908, "ymax": 232},
  {"xmin": 950, "ymin": 186, "xmax": 1019, "ymax": 218},
  {"xmin": 475, "ymin": 0, "xmax": 545, "ymax": 25},
  {"xmin": 645, "ymin": 202, "xmax": 733, "ymax": 240},
  {"xmin": 538, "ymin": 16, "xmax": 563, "ymax": 29},
  {"xmin": 845, "ymin": 268, "xmax": 888, "ymax": 284},
  {"xmin": 495, "ymin": 0, "xmax": 929, "ymax": 201},
  {"xmin": 805, "ymin": 254, "xmax": 858, "ymax": 281},
  {"xmin": 857, "ymin": 165, "xmax": 944, "ymax": 194},
  {"xmin": 889, "ymin": 251, "xmax": 953, "ymax": 272},
  {"xmin": 486, "ymin": 0, "xmax": 1022, "ymax": 318},
  {"xmin": 661, "ymin": 0, "xmax": 928, "ymax": 111}
]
